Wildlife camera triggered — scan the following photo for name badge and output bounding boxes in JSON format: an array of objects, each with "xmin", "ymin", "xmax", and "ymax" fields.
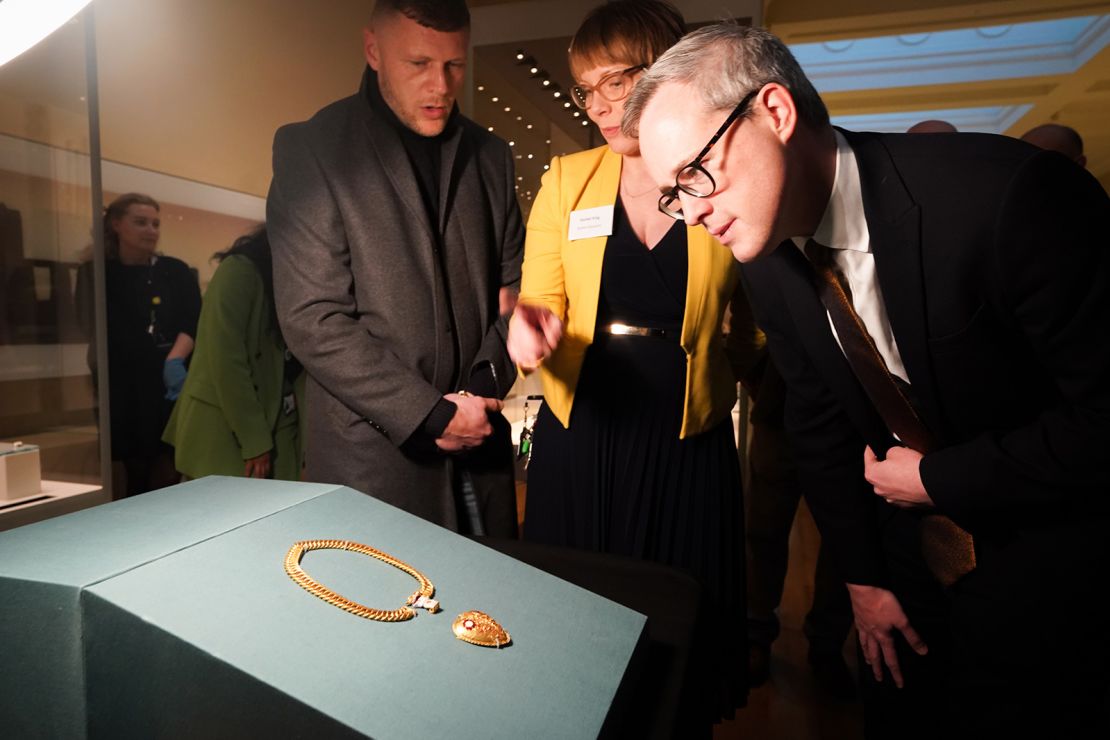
[{"xmin": 568, "ymin": 205, "xmax": 614, "ymax": 241}]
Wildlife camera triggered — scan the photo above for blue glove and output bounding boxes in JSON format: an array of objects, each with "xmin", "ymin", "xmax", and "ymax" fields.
[{"xmin": 163, "ymin": 357, "xmax": 187, "ymax": 401}]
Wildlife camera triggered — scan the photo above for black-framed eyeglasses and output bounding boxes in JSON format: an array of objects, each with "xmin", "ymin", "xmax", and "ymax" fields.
[
  {"xmin": 570, "ymin": 65, "xmax": 646, "ymax": 110},
  {"xmin": 658, "ymin": 88, "xmax": 759, "ymax": 220}
]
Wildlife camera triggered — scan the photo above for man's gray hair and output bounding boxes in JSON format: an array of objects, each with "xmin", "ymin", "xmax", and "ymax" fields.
[{"xmin": 622, "ymin": 24, "xmax": 828, "ymax": 138}]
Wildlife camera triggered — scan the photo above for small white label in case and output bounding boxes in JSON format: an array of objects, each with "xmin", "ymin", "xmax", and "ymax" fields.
[{"xmin": 568, "ymin": 204, "xmax": 615, "ymax": 241}]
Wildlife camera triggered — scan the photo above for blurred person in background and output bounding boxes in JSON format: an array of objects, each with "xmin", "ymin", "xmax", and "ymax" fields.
[
  {"xmin": 1020, "ymin": 123, "xmax": 1087, "ymax": 168},
  {"xmin": 905, "ymin": 120, "xmax": 956, "ymax": 134},
  {"xmin": 163, "ymin": 227, "xmax": 304, "ymax": 481},
  {"xmin": 76, "ymin": 192, "xmax": 200, "ymax": 497}
]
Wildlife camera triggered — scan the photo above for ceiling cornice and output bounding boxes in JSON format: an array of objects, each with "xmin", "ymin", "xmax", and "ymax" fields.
[{"xmin": 768, "ymin": 0, "xmax": 1110, "ymax": 42}]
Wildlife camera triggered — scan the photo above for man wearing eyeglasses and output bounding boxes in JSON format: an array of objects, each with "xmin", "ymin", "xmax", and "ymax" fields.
[
  {"xmin": 625, "ymin": 23, "xmax": 1110, "ymax": 738},
  {"xmin": 266, "ymin": 0, "xmax": 522, "ymax": 536}
]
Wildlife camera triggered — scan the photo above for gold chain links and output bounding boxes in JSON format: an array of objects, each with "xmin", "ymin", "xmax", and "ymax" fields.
[{"xmin": 283, "ymin": 539, "xmax": 440, "ymax": 622}]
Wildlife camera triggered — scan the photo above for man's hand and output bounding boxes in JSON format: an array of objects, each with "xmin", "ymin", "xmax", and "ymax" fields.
[
  {"xmin": 436, "ymin": 393, "xmax": 503, "ymax": 452},
  {"xmin": 507, "ymin": 304, "xmax": 564, "ymax": 370},
  {"xmin": 847, "ymin": 583, "xmax": 928, "ymax": 688},
  {"xmin": 864, "ymin": 446, "xmax": 934, "ymax": 509},
  {"xmin": 244, "ymin": 451, "xmax": 272, "ymax": 479}
]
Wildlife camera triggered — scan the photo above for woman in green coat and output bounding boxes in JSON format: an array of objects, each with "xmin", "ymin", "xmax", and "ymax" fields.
[{"xmin": 164, "ymin": 227, "xmax": 304, "ymax": 480}]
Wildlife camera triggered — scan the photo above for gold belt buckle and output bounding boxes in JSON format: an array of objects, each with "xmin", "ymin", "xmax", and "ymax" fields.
[{"xmin": 607, "ymin": 322, "xmax": 654, "ymax": 337}]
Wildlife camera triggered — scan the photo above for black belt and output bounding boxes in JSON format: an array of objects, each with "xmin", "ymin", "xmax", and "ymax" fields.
[{"xmin": 602, "ymin": 322, "xmax": 680, "ymax": 342}]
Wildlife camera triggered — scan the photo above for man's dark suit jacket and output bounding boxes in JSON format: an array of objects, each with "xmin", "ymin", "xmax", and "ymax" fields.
[
  {"xmin": 267, "ymin": 72, "xmax": 523, "ymax": 534},
  {"xmin": 740, "ymin": 129, "xmax": 1110, "ymax": 589}
]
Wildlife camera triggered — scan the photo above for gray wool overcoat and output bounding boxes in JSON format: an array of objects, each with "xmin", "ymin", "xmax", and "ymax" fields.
[{"xmin": 266, "ymin": 70, "xmax": 523, "ymax": 535}]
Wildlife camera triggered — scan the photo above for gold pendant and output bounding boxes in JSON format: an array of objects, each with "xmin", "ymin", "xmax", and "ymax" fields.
[{"xmin": 452, "ymin": 610, "xmax": 511, "ymax": 648}]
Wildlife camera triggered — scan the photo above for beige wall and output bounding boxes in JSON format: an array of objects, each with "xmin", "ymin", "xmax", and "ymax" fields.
[
  {"xmin": 94, "ymin": 0, "xmax": 372, "ymax": 197},
  {"xmin": 19, "ymin": 0, "xmax": 761, "ymax": 199},
  {"xmin": 0, "ymin": 167, "xmax": 258, "ymax": 288}
]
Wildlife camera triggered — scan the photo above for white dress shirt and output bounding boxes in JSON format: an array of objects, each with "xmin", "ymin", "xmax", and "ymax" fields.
[{"xmin": 792, "ymin": 130, "xmax": 909, "ymax": 383}]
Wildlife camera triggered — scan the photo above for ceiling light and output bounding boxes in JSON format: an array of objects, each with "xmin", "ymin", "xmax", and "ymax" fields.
[
  {"xmin": 544, "ymin": 164, "xmax": 550, "ymax": 170},
  {"xmin": 509, "ymin": 141, "xmax": 515, "ymax": 146},
  {"xmin": 491, "ymin": 96, "xmax": 499, "ymax": 102},
  {"xmin": 530, "ymin": 67, "xmax": 539, "ymax": 74},
  {"xmin": 563, "ymin": 102, "xmax": 571, "ymax": 108},
  {"xmin": 542, "ymin": 80, "xmax": 551, "ymax": 87},
  {"xmin": 487, "ymin": 127, "xmax": 494, "ymax": 132},
  {"xmin": 581, "ymin": 120, "xmax": 589, "ymax": 126},
  {"xmin": 477, "ymin": 85, "xmax": 485, "ymax": 91},
  {"xmin": 527, "ymin": 154, "xmax": 534, "ymax": 159},
  {"xmin": 553, "ymin": 91, "xmax": 561, "ymax": 98},
  {"xmin": 526, "ymin": 124, "xmax": 533, "ymax": 130},
  {"xmin": 504, "ymin": 106, "xmax": 511, "ymax": 112},
  {"xmin": 545, "ymin": 139, "xmax": 551, "ymax": 144},
  {"xmin": 572, "ymin": 111, "xmax": 580, "ymax": 117},
  {"xmin": 515, "ymin": 51, "xmax": 525, "ymax": 61},
  {"xmin": 516, "ymin": 115, "xmax": 522, "ymax": 121},
  {"xmin": 0, "ymin": 0, "xmax": 94, "ymax": 67}
]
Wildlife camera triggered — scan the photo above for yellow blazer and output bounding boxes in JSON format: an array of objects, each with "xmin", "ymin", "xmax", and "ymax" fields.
[{"xmin": 520, "ymin": 145, "xmax": 742, "ymax": 439}]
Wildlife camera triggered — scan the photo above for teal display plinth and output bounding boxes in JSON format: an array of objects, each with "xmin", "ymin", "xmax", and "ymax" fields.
[{"xmin": 0, "ymin": 477, "xmax": 646, "ymax": 739}]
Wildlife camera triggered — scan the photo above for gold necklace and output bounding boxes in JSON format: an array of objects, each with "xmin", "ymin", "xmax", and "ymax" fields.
[{"xmin": 283, "ymin": 539, "xmax": 440, "ymax": 621}]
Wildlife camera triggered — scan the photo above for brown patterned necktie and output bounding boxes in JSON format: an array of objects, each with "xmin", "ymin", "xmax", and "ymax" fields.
[{"xmin": 805, "ymin": 239, "xmax": 975, "ymax": 587}]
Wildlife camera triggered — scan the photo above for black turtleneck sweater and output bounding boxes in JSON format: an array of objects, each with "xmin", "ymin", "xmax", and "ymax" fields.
[
  {"xmin": 364, "ymin": 67, "xmax": 459, "ymax": 228},
  {"xmin": 363, "ymin": 67, "xmax": 465, "ymax": 448}
]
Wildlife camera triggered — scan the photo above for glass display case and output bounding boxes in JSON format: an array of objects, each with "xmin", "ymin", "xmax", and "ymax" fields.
[{"xmin": 0, "ymin": 9, "xmax": 108, "ymax": 526}]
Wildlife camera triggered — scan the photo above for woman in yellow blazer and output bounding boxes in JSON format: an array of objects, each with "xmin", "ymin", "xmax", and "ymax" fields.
[{"xmin": 507, "ymin": 0, "xmax": 748, "ymax": 714}]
